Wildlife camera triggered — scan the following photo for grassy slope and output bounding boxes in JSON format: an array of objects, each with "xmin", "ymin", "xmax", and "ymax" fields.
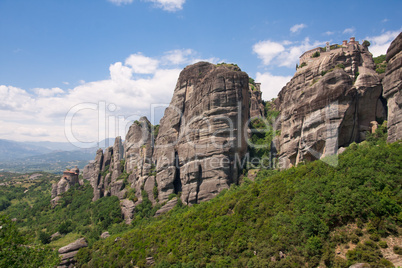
[{"xmin": 78, "ymin": 139, "xmax": 401, "ymax": 268}]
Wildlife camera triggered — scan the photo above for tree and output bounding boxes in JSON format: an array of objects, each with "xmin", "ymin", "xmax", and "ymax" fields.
[{"xmin": 363, "ymin": 40, "xmax": 371, "ymax": 47}]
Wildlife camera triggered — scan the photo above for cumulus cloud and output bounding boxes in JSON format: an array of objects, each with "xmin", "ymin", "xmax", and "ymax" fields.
[
  {"xmin": 256, "ymin": 72, "xmax": 292, "ymax": 100},
  {"xmin": 125, "ymin": 53, "xmax": 159, "ymax": 74},
  {"xmin": 147, "ymin": 0, "xmax": 186, "ymax": 11},
  {"xmin": 253, "ymin": 37, "xmax": 322, "ymax": 68},
  {"xmin": 162, "ymin": 49, "xmax": 195, "ymax": 65},
  {"xmin": 366, "ymin": 30, "xmax": 401, "ymax": 57},
  {"xmin": 253, "ymin": 41, "xmax": 285, "ymax": 65},
  {"xmin": 0, "ymin": 50, "xmax": 201, "ymax": 143},
  {"xmin": 290, "ymin": 24, "xmax": 306, "ymax": 33},
  {"xmin": 34, "ymin": 87, "xmax": 64, "ymax": 97}
]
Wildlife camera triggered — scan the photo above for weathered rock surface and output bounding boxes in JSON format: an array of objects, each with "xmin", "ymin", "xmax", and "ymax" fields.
[
  {"xmin": 383, "ymin": 32, "xmax": 402, "ymax": 143},
  {"xmin": 274, "ymin": 42, "xmax": 386, "ymax": 169},
  {"xmin": 57, "ymin": 238, "xmax": 88, "ymax": 267},
  {"xmin": 249, "ymin": 82, "xmax": 265, "ymax": 118},
  {"xmin": 120, "ymin": 199, "xmax": 135, "ymax": 224},
  {"xmin": 100, "ymin": 231, "xmax": 110, "ymax": 239},
  {"xmin": 51, "ymin": 167, "xmax": 80, "ymax": 207},
  {"xmin": 153, "ymin": 62, "xmax": 250, "ymax": 205},
  {"xmin": 155, "ymin": 197, "xmax": 178, "ymax": 217}
]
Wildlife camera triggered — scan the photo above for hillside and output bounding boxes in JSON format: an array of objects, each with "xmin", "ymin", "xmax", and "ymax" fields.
[{"xmin": 73, "ymin": 132, "xmax": 401, "ymax": 267}]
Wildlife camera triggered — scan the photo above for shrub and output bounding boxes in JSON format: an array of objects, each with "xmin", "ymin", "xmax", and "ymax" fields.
[
  {"xmin": 300, "ymin": 62, "xmax": 307, "ymax": 68},
  {"xmin": 350, "ymin": 234, "xmax": 360, "ymax": 244},
  {"xmin": 393, "ymin": 245, "xmax": 402, "ymax": 255},
  {"xmin": 378, "ymin": 241, "xmax": 388, "ymax": 248},
  {"xmin": 355, "ymin": 228, "xmax": 363, "ymax": 237},
  {"xmin": 336, "ymin": 63, "xmax": 345, "ymax": 69},
  {"xmin": 362, "ymin": 40, "xmax": 371, "ymax": 47},
  {"xmin": 369, "ymin": 233, "xmax": 380, "ymax": 242},
  {"xmin": 38, "ymin": 231, "xmax": 51, "ymax": 244},
  {"xmin": 312, "ymin": 51, "xmax": 320, "ymax": 58}
]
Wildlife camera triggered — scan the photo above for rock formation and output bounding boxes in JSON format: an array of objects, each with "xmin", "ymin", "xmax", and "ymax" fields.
[
  {"xmin": 383, "ymin": 32, "xmax": 402, "ymax": 143},
  {"xmin": 152, "ymin": 62, "xmax": 250, "ymax": 205},
  {"xmin": 249, "ymin": 82, "xmax": 265, "ymax": 118},
  {"xmin": 82, "ymin": 62, "xmax": 252, "ymax": 221},
  {"xmin": 57, "ymin": 238, "xmax": 88, "ymax": 267},
  {"xmin": 274, "ymin": 39, "xmax": 386, "ymax": 169},
  {"xmin": 51, "ymin": 167, "xmax": 80, "ymax": 207}
]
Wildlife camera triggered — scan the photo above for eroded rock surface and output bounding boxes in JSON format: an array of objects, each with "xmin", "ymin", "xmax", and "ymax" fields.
[
  {"xmin": 274, "ymin": 41, "xmax": 386, "ymax": 169},
  {"xmin": 153, "ymin": 62, "xmax": 250, "ymax": 205},
  {"xmin": 57, "ymin": 238, "xmax": 88, "ymax": 267},
  {"xmin": 383, "ymin": 32, "xmax": 402, "ymax": 143}
]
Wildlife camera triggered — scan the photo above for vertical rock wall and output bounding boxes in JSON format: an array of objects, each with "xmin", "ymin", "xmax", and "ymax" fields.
[
  {"xmin": 383, "ymin": 32, "xmax": 402, "ymax": 143},
  {"xmin": 153, "ymin": 62, "xmax": 250, "ymax": 205}
]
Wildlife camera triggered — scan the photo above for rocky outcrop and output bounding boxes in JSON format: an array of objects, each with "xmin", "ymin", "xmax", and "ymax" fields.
[
  {"xmin": 120, "ymin": 199, "xmax": 135, "ymax": 224},
  {"xmin": 153, "ymin": 62, "xmax": 250, "ymax": 205},
  {"xmin": 249, "ymin": 82, "xmax": 265, "ymax": 118},
  {"xmin": 57, "ymin": 238, "xmax": 88, "ymax": 267},
  {"xmin": 51, "ymin": 167, "xmax": 80, "ymax": 207},
  {"xmin": 275, "ymin": 42, "xmax": 386, "ymax": 169},
  {"xmin": 383, "ymin": 32, "xmax": 402, "ymax": 143},
  {"xmin": 155, "ymin": 197, "xmax": 178, "ymax": 217}
]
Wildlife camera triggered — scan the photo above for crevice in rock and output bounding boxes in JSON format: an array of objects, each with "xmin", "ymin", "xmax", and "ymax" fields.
[
  {"xmin": 195, "ymin": 165, "xmax": 202, "ymax": 204},
  {"xmin": 173, "ymin": 151, "xmax": 182, "ymax": 195}
]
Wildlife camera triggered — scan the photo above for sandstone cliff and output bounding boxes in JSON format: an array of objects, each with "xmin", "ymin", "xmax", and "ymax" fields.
[
  {"xmin": 82, "ymin": 62, "xmax": 252, "ymax": 221},
  {"xmin": 383, "ymin": 32, "xmax": 402, "ymax": 143},
  {"xmin": 274, "ymin": 41, "xmax": 386, "ymax": 169},
  {"xmin": 51, "ymin": 167, "xmax": 80, "ymax": 207},
  {"xmin": 153, "ymin": 62, "xmax": 250, "ymax": 205}
]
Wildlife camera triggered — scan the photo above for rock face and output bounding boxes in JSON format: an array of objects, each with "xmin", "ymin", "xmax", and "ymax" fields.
[
  {"xmin": 57, "ymin": 238, "xmax": 88, "ymax": 267},
  {"xmin": 383, "ymin": 32, "xmax": 402, "ymax": 143},
  {"xmin": 82, "ymin": 62, "xmax": 256, "ymax": 220},
  {"xmin": 153, "ymin": 62, "xmax": 250, "ymax": 205},
  {"xmin": 274, "ymin": 40, "xmax": 386, "ymax": 169},
  {"xmin": 51, "ymin": 167, "xmax": 80, "ymax": 207},
  {"xmin": 249, "ymin": 82, "xmax": 265, "ymax": 118}
]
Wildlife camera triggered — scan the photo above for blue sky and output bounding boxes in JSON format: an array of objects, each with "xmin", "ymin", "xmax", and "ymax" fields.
[{"xmin": 0, "ymin": 0, "xmax": 401, "ymax": 144}]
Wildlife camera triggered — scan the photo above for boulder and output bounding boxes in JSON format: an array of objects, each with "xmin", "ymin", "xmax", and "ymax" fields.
[
  {"xmin": 58, "ymin": 238, "xmax": 88, "ymax": 254},
  {"xmin": 155, "ymin": 198, "xmax": 178, "ymax": 217},
  {"xmin": 100, "ymin": 231, "xmax": 110, "ymax": 239}
]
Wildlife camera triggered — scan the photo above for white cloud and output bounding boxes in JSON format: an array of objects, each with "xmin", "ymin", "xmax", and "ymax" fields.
[
  {"xmin": 253, "ymin": 37, "xmax": 322, "ymax": 68},
  {"xmin": 125, "ymin": 53, "xmax": 159, "ymax": 74},
  {"xmin": 62, "ymin": 81, "xmax": 69, "ymax": 85},
  {"xmin": 108, "ymin": 0, "xmax": 133, "ymax": 5},
  {"xmin": 343, "ymin": 28, "xmax": 355, "ymax": 34},
  {"xmin": 256, "ymin": 72, "xmax": 292, "ymax": 100},
  {"xmin": 290, "ymin": 24, "xmax": 306, "ymax": 33},
  {"xmin": 147, "ymin": 0, "xmax": 185, "ymax": 11},
  {"xmin": 34, "ymin": 87, "xmax": 64, "ymax": 97},
  {"xmin": 0, "ymin": 50, "xmax": 211, "ymax": 143},
  {"xmin": 366, "ymin": 30, "xmax": 401, "ymax": 57},
  {"xmin": 162, "ymin": 49, "xmax": 195, "ymax": 65},
  {"xmin": 253, "ymin": 40, "xmax": 285, "ymax": 65}
]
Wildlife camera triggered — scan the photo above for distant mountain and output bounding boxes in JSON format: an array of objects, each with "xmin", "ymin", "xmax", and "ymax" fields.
[
  {"xmin": 0, "ymin": 139, "xmax": 51, "ymax": 161},
  {"xmin": 0, "ymin": 149, "xmax": 96, "ymax": 173}
]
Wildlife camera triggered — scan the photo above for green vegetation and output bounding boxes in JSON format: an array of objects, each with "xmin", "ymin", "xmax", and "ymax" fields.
[
  {"xmin": 312, "ymin": 51, "xmax": 320, "ymax": 58},
  {"xmin": 363, "ymin": 40, "xmax": 371, "ymax": 47},
  {"xmin": 0, "ymin": 176, "xmax": 126, "ymax": 250},
  {"xmin": 77, "ymin": 130, "xmax": 401, "ymax": 267},
  {"xmin": 216, "ymin": 62, "xmax": 241, "ymax": 71},
  {"xmin": 0, "ymin": 215, "xmax": 59, "ymax": 267},
  {"xmin": 300, "ymin": 62, "xmax": 307, "ymax": 68},
  {"xmin": 374, "ymin": 54, "xmax": 387, "ymax": 74}
]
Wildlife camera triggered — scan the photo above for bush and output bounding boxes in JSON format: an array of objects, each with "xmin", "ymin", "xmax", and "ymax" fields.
[
  {"xmin": 312, "ymin": 51, "xmax": 320, "ymax": 58},
  {"xmin": 369, "ymin": 233, "xmax": 380, "ymax": 242},
  {"xmin": 355, "ymin": 228, "xmax": 363, "ymax": 237},
  {"xmin": 38, "ymin": 231, "xmax": 51, "ymax": 244},
  {"xmin": 350, "ymin": 234, "xmax": 360, "ymax": 244},
  {"xmin": 393, "ymin": 245, "xmax": 402, "ymax": 255},
  {"xmin": 378, "ymin": 241, "xmax": 388, "ymax": 248}
]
